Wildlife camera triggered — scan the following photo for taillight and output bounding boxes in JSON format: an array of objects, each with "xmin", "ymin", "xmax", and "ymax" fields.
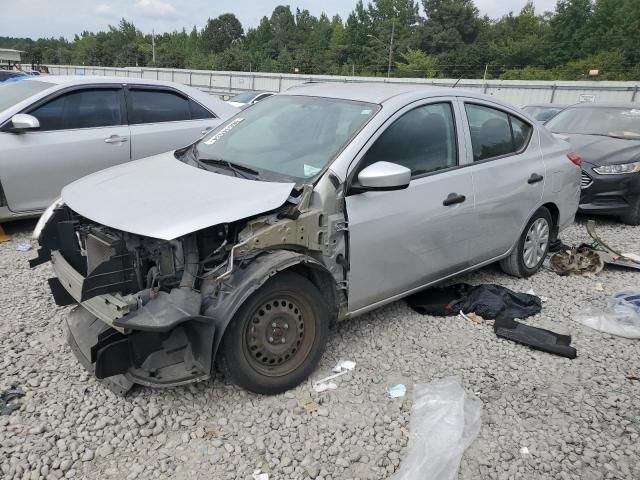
[{"xmin": 567, "ymin": 152, "xmax": 582, "ymax": 167}]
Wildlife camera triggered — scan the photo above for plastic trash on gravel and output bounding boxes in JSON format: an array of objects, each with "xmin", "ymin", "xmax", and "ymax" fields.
[
  {"xmin": 390, "ymin": 377, "xmax": 482, "ymax": 480},
  {"xmin": 575, "ymin": 289, "xmax": 640, "ymax": 339}
]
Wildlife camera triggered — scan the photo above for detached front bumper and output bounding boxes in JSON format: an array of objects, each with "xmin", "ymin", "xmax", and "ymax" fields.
[
  {"xmin": 51, "ymin": 250, "xmax": 217, "ymax": 395},
  {"xmin": 579, "ymin": 168, "xmax": 640, "ymax": 216}
]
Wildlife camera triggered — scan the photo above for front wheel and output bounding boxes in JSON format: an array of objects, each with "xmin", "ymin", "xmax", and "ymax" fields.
[
  {"xmin": 218, "ymin": 272, "xmax": 329, "ymax": 395},
  {"xmin": 500, "ymin": 207, "xmax": 553, "ymax": 278}
]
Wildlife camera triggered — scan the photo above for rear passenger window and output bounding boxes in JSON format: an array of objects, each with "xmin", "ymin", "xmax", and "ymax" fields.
[
  {"xmin": 465, "ymin": 104, "xmax": 532, "ymax": 161},
  {"xmin": 29, "ymin": 89, "xmax": 123, "ymax": 131},
  {"xmin": 359, "ymin": 102, "xmax": 457, "ymax": 177},
  {"xmin": 128, "ymin": 89, "xmax": 191, "ymax": 124},
  {"xmin": 189, "ymin": 99, "xmax": 214, "ymax": 120}
]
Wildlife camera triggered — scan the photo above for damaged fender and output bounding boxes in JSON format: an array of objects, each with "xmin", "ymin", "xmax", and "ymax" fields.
[{"xmin": 201, "ymin": 249, "xmax": 338, "ymax": 360}]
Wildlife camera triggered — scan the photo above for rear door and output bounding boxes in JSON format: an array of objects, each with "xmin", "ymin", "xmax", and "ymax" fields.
[
  {"xmin": 125, "ymin": 86, "xmax": 220, "ymax": 159},
  {"xmin": 0, "ymin": 85, "xmax": 129, "ymax": 213},
  {"xmin": 461, "ymin": 100, "xmax": 544, "ymax": 262}
]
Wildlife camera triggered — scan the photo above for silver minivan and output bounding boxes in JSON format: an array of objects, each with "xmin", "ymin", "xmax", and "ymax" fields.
[{"xmin": 32, "ymin": 83, "xmax": 581, "ymax": 395}]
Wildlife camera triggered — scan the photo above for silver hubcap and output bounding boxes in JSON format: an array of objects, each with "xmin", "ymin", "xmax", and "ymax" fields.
[{"xmin": 523, "ymin": 218, "xmax": 549, "ymax": 269}]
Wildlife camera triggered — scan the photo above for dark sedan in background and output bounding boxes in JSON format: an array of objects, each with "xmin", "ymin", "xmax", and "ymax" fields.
[{"xmin": 546, "ymin": 103, "xmax": 640, "ymax": 224}]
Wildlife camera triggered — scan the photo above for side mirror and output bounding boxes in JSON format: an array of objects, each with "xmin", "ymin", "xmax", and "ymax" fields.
[
  {"xmin": 353, "ymin": 161, "xmax": 411, "ymax": 193},
  {"xmin": 10, "ymin": 114, "xmax": 40, "ymax": 132}
]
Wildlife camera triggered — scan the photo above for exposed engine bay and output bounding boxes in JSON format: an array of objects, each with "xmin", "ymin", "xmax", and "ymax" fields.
[{"xmin": 31, "ymin": 179, "xmax": 347, "ymax": 395}]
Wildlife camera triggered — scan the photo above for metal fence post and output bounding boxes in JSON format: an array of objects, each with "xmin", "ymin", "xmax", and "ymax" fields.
[
  {"xmin": 209, "ymin": 73, "xmax": 213, "ymax": 92},
  {"xmin": 189, "ymin": 71, "xmax": 192, "ymax": 86},
  {"xmin": 278, "ymin": 76, "xmax": 283, "ymax": 92},
  {"xmin": 550, "ymin": 84, "xmax": 557, "ymax": 103},
  {"xmin": 632, "ymin": 85, "xmax": 639, "ymax": 102}
]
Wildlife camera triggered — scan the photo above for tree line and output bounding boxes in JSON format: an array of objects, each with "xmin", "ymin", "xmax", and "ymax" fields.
[{"xmin": 1, "ymin": 0, "xmax": 639, "ymax": 81}]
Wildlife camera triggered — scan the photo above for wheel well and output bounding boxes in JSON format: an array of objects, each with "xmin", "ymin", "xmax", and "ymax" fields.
[
  {"xmin": 285, "ymin": 263, "xmax": 339, "ymax": 320},
  {"xmin": 541, "ymin": 202, "xmax": 560, "ymax": 240}
]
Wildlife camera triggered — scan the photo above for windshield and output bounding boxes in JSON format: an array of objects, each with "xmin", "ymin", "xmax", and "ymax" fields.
[
  {"xmin": 0, "ymin": 80, "xmax": 53, "ymax": 112},
  {"xmin": 546, "ymin": 106, "xmax": 640, "ymax": 138},
  {"xmin": 193, "ymin": 95, "xmax": 378, "ymax": 181},
  {"xmin": 230, "ymin": 91, "xmax": 260, "ymax": 103}
]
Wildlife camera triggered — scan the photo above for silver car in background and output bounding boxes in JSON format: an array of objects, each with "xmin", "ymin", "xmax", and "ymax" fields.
[
  {"xmin": 0, "ymin": 76, "xmax": 238, "ymax": 221},
  {"xmin": 32, "ymin": 83, "xmax": 581, "ymax": 395}
]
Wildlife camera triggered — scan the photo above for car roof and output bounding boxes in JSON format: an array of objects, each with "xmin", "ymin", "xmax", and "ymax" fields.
[
  {"xmin": 283, "ymin": 82, "xmax": 477, "ymax": 104},
  {"xmin": 22, "ymin": 75, "xmax": 187, "ymax": 88}
]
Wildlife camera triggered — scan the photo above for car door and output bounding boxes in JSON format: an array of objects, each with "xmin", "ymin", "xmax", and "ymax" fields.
[
  {"xmin": 345, "ymin": 99, "xmax": 476, "ymax": 313},
  {"xmin": 0, "ymin": 85, "xmax": 129, "ymax": 213},
  {"xmin": 461, "ymin": 100, "xmax": 544, "ymax": 262},
  {"xmin": 125, "ymin": 86, "xmax": 220, "ymax": 159}
]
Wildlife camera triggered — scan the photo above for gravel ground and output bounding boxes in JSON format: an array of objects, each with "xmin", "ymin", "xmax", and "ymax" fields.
[{"xmin": 1, "ymin": 216, "xmax": 639, "ymax": 480}]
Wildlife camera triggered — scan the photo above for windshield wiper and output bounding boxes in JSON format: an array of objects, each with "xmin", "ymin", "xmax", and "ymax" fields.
[{"xmin": 197, "ymin": 157, "xmax": 259, "ymax": 179}]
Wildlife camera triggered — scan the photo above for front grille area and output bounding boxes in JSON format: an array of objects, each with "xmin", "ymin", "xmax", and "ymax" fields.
[{"xmin": 581, "ymin": 172, "xmax": 593, "ymax": 189}]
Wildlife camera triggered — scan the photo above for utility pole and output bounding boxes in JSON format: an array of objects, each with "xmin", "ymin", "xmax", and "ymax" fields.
[
  {"xmin": 152, "ymin": 29, "xmax": 156, "ymax": 65},
  {"xmin": 387, "ymin": 20, "xmax": 395, "ymax": 79}
]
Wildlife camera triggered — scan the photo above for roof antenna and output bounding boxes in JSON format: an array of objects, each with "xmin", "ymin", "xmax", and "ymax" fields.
[{"xmin": 452, "ymin": 76, "xmax": 463, "ymax": 88}]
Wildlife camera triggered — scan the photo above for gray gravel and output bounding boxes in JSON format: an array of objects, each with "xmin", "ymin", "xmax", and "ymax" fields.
[{"xmin": 1, "ymin": 217, "xmax": 639, "ymax": 480}]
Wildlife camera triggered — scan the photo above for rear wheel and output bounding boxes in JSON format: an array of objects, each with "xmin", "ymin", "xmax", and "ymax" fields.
[
  {"xmin": 620, "ymin": 197, "xmax": 640, "ymax": 226},
  {"xmin": 500, "ymin": 207, "xmax": 552, "ymax": 278},
  {"xmin": 218, "ymin": 272, "xmax": 329, "ymax": 395}
]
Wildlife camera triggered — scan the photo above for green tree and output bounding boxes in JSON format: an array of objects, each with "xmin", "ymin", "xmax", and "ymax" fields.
[
  {"xmin": 417, "ymin": 0, "xmax": 481, "ymax": 54},
  {"xmin": 201, "ymin": 14, "xmax": 244, "ymax": 54},
  {"xmin": 396, "ymin": 48, "xmax": 436, "ymax": 77},
  {"xmin": 549, "ymin": 0, "xmax": 593, "ymax": 64}
]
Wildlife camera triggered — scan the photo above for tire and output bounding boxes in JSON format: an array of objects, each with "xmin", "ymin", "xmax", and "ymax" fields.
[
  {"xmin": 500, "ymin": 207, "xmax": 553, "ymax": 278},
  {"xmin": 218, "ymin": 272, "xmax": 329, "ymax": 395},
  {"xmin": 620, "ymin": 197, "xmax": 640, "ymax": 226}
]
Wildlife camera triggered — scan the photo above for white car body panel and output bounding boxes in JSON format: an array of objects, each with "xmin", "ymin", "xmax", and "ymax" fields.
[{"xmin": 61, "ymin": 152, "xmax": 295, "ymax": 240}]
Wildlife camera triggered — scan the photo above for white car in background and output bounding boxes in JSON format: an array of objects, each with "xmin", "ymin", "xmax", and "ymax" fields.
[
  {"xmin": 227, "ymin": 91, "xmax": 274, "ymax": 109},
  {"xmin": 0, "ymin": 76, "xmax": 238, "ymax": 221}
]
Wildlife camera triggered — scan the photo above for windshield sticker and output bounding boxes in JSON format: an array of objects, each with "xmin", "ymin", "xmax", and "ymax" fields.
[
  {"xmin": 621, "ymin": 109, "xmax": 640, "ymax": 117},
  {"xmin": 204, "ymin": 118, "xmax": 244, "ymax": 145},
  {"xmin": 304, "ymin": 164, "xmax": 322, "ymax": 177}
]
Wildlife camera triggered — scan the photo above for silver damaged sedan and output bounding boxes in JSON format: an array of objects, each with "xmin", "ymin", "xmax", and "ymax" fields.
[{"xmin": 32, "ymin": 83, "xmax": 581, "ymax": 395}]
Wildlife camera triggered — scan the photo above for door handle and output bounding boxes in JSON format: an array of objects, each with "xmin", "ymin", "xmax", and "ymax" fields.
[
  {"xmin": 528, "ymin": 173, "xmax": 544, "ymax": 184},
  {"xmin": 443, "ymin": 193, "xmax": 466, "ymax": 206},
  {"xmin": 104, "ymin": 136, "xmax": 128, "ymax": 144},
  {"xmin": 201, "ymin": 127, "xmax": 213, "ymax": 135}
]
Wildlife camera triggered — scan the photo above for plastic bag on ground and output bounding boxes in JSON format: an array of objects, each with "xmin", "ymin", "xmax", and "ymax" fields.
[
  {"xmin": 575, "ymin": 289, "xmax": 640, "ymax": 339},
  {"xmin": 390, "ymin": 377, "xmax": 482, "ymax": 480}
]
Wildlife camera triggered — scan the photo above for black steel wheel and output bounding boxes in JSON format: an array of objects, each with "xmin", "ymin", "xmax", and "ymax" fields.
[{"xmin": 219, "ymin": 272, "xmax": 329, "ymax": 394}]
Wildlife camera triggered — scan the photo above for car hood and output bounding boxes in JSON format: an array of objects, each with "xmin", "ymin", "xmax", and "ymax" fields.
[
  {"xmin": 61, "ymin": 152, "xmax": 296, "ymax": 240},
  {"xmin": 561, "ymin": 133, "xmax": 640, "ymax": 166}
]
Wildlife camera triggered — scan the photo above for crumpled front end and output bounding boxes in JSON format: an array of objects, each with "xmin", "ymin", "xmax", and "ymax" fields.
[{"xmin": 31, "ymin": 205, "xmax": 226, "ymax": 395}]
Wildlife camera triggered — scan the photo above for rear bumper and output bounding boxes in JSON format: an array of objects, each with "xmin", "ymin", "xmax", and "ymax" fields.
[{"xmin": 579, "ymin": 170, "xmax": 640, "ymax": 215}]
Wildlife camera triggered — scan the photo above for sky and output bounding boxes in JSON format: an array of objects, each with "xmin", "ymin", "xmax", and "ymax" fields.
[{"xmin": 0, "ymin": 0, "xmax": 559, "ymax": 39}]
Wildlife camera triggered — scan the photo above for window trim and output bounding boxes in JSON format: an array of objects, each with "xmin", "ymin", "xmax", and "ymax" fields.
[
  {"xmin": 16, "ymin": 84, "xmax": 127, "ymax": 133},
  {"xmin": 347, "ymin": 99, "xmax": 461, "ymax": 194},
  {"xmin": 463, "ymin": 101, "xmax": 534, "ymax": 165},
  {"xmin": 125, "ymin": 85, "xmax": 215, "ymax": 126}
]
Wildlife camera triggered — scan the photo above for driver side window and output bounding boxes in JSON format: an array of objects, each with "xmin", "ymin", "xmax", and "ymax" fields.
[{"xmin": 359, "ymin": 102, "xmax": 458, "ymax": 177}]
